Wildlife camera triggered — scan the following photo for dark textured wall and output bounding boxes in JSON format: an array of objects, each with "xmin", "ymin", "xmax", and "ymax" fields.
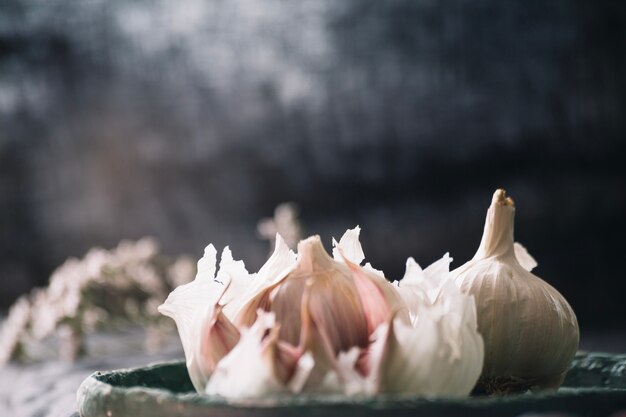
[{"xmin": 1, "ymin": 1, "xmax": 625, "ymax": 331}]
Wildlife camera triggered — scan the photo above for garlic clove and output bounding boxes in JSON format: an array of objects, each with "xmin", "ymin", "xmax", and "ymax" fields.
[
  {"xmin": 293, "ymin": 288, "xmax": 345, "ymax": 393},
  {"xmin": 291, "ymin": 237, "xmax": 371, "ymax": 353},
  {"xmin": 340, "ymin": 253, "xmax": 397, "ymax": 335},
  {"xmin": 158, "ymin": 244, "xmax": 223, "ymax": 392},
  {"xmin": 304, "ymin": 270, "xmax": 371, "ymax": 353},
  {"xmin": 264, "ymin": 325, "xmax": 302, "ymax": 386},
  {"xmin": 159, "ymin": 244, "xmax": 252, "ymax": 392},
  {"xmin": 194, "ymin": 303, "xmax": 241, "ymax": 385},
  {"xmin": 438, "ymin": 296, "xmax": 485, "ymax": 395},
  {"xmin": 371, "ymin": 316, "xmax": 444, "ymax": 396},
  {"xmin": 370, "ymin": 297, "xmax": 483, "ymax": 397},
  {"xmin": 374, "ymin": 251, "xmax": 484, "ymax": 397}
]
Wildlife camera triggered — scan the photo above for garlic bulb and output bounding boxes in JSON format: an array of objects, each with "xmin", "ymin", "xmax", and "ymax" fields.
[
  {"xmin": 451, "ymin": 189, "xmax": 579, "ymax": 393},
  {"xmin": 160, "ymin": 227, "xmax": 484, "ymax": 399}
]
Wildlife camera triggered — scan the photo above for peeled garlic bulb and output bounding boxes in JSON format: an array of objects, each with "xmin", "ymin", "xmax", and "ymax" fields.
[
  {"xmin": 160, "ymin": 227, "xmax": 484, "ymax": 398},
  {"xmin": 451, "ymin": 189, "xmax": 579, "ymax": 393}
]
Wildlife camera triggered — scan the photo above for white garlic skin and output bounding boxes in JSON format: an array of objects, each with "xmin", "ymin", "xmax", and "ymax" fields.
[{"xmin": 451, "ymin": 190, "xmax": 579, "ymax": 392}]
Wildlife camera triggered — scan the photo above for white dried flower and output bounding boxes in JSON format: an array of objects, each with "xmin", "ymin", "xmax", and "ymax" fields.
[
  {"xmin": 2, "ymin": 237, "xmax": 193, "ymax": 363},
  {"xmin": 0, "ymin": 297, "xmax": 31, "ymax": 365}
]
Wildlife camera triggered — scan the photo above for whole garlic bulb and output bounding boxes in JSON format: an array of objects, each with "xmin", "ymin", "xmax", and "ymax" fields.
[{"xmin": 451, "ymin": 189, "xmax": 579, "ymax": 393}]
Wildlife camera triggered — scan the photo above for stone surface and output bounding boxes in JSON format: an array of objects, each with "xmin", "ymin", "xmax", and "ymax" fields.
[
  {"xmin": 76, "ymin": 352, "xmax": 626, "ymax": 417},
  {"xmin": 0, "ymin": 328, "xmax": 183, "ymax": 417}
]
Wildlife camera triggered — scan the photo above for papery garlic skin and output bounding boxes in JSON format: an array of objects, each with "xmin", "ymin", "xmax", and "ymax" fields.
[
  {"xmin": 451, "ymin": 189, "xmax": 579, "ymax": 393},
  {"xmin": 388, "ymin": 253, "xmax": 484, "ymax": 396}
]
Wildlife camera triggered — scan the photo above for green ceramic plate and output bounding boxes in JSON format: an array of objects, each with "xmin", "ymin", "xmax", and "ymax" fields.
[{"xmin": 77, "ymin": 352, "xmax": 626, "ymax": 417}]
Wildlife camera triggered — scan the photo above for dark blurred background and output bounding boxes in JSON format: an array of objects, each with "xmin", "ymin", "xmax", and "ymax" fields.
[{"xmin": 1, "ymin": 0, "xmax": 625, "ymax": 342}]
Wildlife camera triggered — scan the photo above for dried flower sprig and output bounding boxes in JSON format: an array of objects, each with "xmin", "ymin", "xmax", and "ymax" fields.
[{"xmin": 0, "ymin": 238, "xmax": 194, "ymax": 364}]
